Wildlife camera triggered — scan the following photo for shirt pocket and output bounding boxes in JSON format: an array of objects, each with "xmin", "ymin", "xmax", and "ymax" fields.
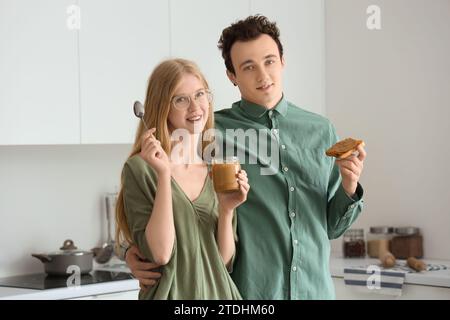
[{"xmin": 295, "ymin": 148, "xmax": 331, "ymax": 189}]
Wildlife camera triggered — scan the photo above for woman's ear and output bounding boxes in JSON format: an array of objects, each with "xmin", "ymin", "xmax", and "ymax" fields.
[{"xmin": 226, "ymin": 70, "xmax": 237, "ymax": 86}]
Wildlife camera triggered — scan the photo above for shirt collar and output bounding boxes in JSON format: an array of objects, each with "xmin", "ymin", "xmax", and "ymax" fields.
[{"xmin": 238, "ymin": 95, "xmax": 288, "ymax": 119}]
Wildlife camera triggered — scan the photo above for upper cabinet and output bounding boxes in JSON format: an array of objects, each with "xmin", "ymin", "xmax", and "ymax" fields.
[
  {"xmin": 1, "ymin": 0, "xmax": 324, "ymax": 145},
  {"xmin": 78, "ymin": 0, "xmax": 170, "ymax": 144},
  {"xmin": 170, "ymin": 0, "xmax": 249, "ymax": 110},
  {"xmin": 0, "ymin": 0, "xmax": 80, "ymax": 145}
]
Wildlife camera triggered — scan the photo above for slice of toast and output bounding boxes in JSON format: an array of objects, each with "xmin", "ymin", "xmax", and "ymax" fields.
[{"xmin": 326, "ymin": 138, "xmax": 365, "ymax": 159}]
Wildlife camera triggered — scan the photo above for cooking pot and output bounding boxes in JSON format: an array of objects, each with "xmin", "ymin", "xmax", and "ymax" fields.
[{"xmin": 32, "ymin": 239, "xmax": 93, "ymax": 276}]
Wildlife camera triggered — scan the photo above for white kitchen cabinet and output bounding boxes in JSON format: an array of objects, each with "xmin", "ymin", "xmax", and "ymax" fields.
[
  {"xmin": 170, "ymin": 0, "xmax": 248, "ymax": 110},
  {"xmin": 249, "ymin": 0, "xmax": 325, "ymax": 115},
  {"xmin": 0, "ymin": 0, "xmax": 80, "ymax": 145},
  {"xmin": 78, "ymin": 0, "xmax": 170, "ymax": 144},
  {"xmin": 1, "ymin": 1, "xmax": 325, "ymax": 145}
]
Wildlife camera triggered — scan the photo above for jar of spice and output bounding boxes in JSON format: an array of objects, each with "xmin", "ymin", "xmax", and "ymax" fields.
[
  {"xmin": 367, "ymin": 226, "xmax": 394, "ymax": 258},
  {"xmin": 391, "ymin": 227, "xmax": 423, "ymax": 259},
  {"xmin": 343, "ymin": 229, "xmax": 366, "ymax": 258}
]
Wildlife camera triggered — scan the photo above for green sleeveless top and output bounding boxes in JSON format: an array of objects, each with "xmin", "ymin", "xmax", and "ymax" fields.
[{"xmin": 122, "ymin": 155, "xmax": 242, "ymax": 300}]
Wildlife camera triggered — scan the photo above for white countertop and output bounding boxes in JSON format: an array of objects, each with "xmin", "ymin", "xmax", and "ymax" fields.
[
  {"xmin": 3, "ymin": 256, "xmax": 449, "ymax": 299},
  {"xmin": 330, "ymin": 255, "xmax": 450, "ymax": 288},
  {"xmin": 0, "ymin": 260, "xmax": 139, "ymax": 300}
]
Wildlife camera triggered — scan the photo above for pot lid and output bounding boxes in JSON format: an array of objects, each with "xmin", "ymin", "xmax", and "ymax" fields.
[{"xmin": 48, "ymin": 239, "xmax": 93, "ymax": 256}]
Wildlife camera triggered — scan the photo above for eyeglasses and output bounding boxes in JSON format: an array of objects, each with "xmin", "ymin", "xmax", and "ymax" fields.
[{"xmin": 171, "ymin": 89, "xmax": 213, "ymax": 110}]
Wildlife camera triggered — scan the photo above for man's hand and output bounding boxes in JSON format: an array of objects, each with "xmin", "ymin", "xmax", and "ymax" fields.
[
  {"xmin": 335, "ymin": 144, "xmax": 366, "ymax": 197},
  {"xmin": 125, "ymin": 245, "xmax": 162, "ymax": 291}
]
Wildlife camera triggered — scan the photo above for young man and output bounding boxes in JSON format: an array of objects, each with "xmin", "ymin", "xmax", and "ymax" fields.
[{"xmin": 124, "ymin": 15, "xmax": 366, "ymax": 299}]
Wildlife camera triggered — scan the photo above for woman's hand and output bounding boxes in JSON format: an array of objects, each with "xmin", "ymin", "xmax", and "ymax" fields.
[
  {"xmin": 216, "ymin": 170, "xmax": 250, "ymax": 214},
  {"xmin": 140, "ymin": 128, "xmax": 170, "ymax": 176}
]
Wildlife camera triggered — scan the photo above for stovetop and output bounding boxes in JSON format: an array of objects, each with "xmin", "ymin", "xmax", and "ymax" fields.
[{"xmin": 0, "ymin": 270, "xmax": 134, "ymax": 290}]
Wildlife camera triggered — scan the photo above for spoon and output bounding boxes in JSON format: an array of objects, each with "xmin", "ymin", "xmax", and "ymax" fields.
[
  {"xmin": 133, "ymin": 100, "xmax": 161, "ymax": 157},
  {"xmin": 133, "ymin": 101, "xmax": 149, "ymax": 130}
]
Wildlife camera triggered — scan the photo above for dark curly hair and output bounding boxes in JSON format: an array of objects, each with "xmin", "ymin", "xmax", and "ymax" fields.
[{"xmin": 218, "ymin": 15, "xmax": 284, "ymax": 74}]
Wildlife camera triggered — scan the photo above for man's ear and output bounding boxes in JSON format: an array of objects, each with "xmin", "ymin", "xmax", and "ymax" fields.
[
  {"xmin": 281, "ymin": 56, "xmax": 286, "ymax": 68},
  {"xmin": 226, "ymin": 70, "xmax": 237, "ymax": 86}
]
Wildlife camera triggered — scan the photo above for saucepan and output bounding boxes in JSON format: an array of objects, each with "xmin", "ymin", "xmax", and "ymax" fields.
[{"xmin": 32, "ymin": 239, "xmax": 93, "ymax": 276}]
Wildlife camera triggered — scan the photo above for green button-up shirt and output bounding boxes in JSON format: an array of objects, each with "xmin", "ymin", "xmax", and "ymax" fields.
[{"xmin": 214, "ymin": 96, "xmax": 364, "ymax": 300}]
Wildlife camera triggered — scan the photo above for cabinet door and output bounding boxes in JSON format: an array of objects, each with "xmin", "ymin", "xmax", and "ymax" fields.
[
  {"xmin": 170, "ymin": 0, "xmax": 249, "ymax": 110},
  {"xmin": 79, "ymin": 0, "xmax": 170, "ymax": 144},
  {"xmin": 0, "ymin": 0, "xmax": 80, "ymax": 145},
  {"xmin": 250, "ymin": 0, "xmax": 325, "ymax": 115}
]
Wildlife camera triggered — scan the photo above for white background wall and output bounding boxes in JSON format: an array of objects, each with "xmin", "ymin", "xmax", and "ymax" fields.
[{"xmin": 326, "ymin": 0, "xmax": 450, "ymax": 259}]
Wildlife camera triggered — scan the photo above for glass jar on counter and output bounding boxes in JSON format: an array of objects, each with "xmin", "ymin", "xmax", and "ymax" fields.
[
  {"xmin": 367, "ymin": 226, "xmax": 394, "ymax": 258},
  {"xmin": 343, "ymin": 229, "xmax": 366, "ymax": 258},
  {"xmin": 391, "ymin": 227, "xmax": 423, "ymax": 259}
]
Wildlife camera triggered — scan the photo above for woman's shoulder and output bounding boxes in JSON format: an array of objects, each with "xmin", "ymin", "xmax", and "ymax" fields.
[{"xmin": 123, "ymin": 154, "xmax": 157, "ymax": 181}]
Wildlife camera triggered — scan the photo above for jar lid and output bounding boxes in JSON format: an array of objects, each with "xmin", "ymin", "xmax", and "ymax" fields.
[
  {"xmin": 370, "ymin": 226, "xmax": 394, "ymax": 234},
  {"xmin": 394, "ymin": 227, "xmax": 420, "ymax": 235},
  {"xmin": 344, "ymin": 229, "xmax": 364, "ymax": 237}
]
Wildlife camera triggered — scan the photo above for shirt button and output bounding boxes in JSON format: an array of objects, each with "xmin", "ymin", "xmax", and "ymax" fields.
[
  {"xmin": 350, "ymin": 204, "xmax": 356, "ymax": 209},
  {"xmin": 293, "ymin": 240, "xmax": 298, "ymax": 245},
  {"xmin": 290, "ymin": 212, "xmax": 296, "ymax": 218},
  {"xmin": 268, "ymin": 110, "xmax": 273, "ymax": 118},
  {"xmin": 281, "ymin": 144, "xmax": 286, "ymax": 150},
  {"xmin": 292, "ymin": 266, "xmax": 297, "ymax": 272},
  {"xmin": 273, "ymin": 129, "xmax": 278, "ymax": 135},
  {"xmin": 283, "ymin": 166, "xmax": 289, "ymax": 172},
  {"xmin": 289, "ymin": 186, "xmax": 295, "ymax": 192}
]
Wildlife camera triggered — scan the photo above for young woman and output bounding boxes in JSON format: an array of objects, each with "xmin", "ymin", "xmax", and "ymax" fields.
[{"xmin": 115, "ymin": 59, "xmax": 249, "ymax": 299}]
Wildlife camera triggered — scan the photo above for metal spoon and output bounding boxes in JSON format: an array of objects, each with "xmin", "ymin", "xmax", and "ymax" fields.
[{"xmin": 133, "ymin": 101, "xmax": 149, "ymax": 130}]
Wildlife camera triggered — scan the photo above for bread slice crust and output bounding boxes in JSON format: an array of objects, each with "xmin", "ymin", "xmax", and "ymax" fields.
[{"xmin": 326, "ymin": 138, "xmax": 365, "ymax": 159}]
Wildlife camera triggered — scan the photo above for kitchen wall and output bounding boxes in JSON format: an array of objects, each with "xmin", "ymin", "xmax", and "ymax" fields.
[
  {"xmin": 0, "ymin": 144, "xmax": 131, "ymax": 277},
  {"xmin": 326, "ymin": 0, "xmax": 450, "ymax": 259}
]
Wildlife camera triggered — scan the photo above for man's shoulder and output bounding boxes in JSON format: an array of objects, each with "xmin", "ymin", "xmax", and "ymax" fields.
[
  {"xmin": 214, "ymin": 105, "xmax": 237, "ymax": 119},
  {"xmin": 286, "ymin": 101, "xmax": 331, "ymax": 126},
  {"xmin": 214, "ymin": 104, "xmax": 243, "ymax": 129}
]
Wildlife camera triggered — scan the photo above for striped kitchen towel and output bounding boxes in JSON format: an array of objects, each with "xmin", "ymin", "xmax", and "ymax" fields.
[{"xmin": 343, "ymin": 265, "xmax": 407, "ymax": 296}]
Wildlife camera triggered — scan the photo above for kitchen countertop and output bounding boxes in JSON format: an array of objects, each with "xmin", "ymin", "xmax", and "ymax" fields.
[
  {"xmin": 2, "ymin": 256, "xmax": 449, "ymax": 299},
  {"xmin": 330, "ymin": 254, "xmax": 450, "ymax": 288},
  {"xmin": 0, "ymin": 260, "xmax": 139, "ymax": 300}
]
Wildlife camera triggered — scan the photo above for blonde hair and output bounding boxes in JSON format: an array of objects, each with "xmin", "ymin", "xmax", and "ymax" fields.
[{"xmin": 115, "ymin": 58, "xmax": 215, "ymax": 250}]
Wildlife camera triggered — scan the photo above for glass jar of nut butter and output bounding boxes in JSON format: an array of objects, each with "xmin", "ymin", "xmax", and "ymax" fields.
[
  {"xmin": 367, "ymin": 226, "xmax": 394, "ymax": 258},
  {"xmin": 391, "ymin": 227, "xmax": 423, "ymax": 259}
]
